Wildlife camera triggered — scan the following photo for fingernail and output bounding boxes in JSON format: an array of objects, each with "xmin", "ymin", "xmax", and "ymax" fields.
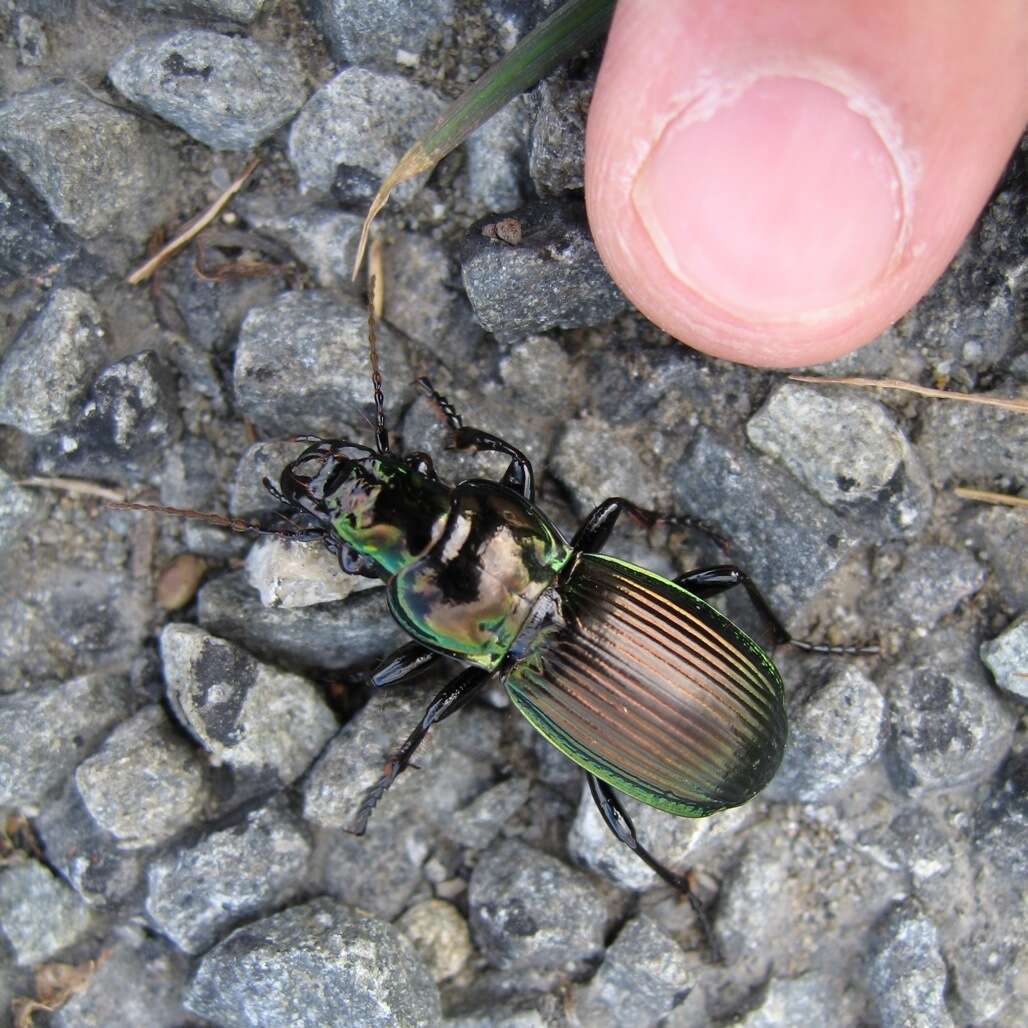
[{"xmin": 631, "ymin": 75, "xmax": 909, "ymax": 322}]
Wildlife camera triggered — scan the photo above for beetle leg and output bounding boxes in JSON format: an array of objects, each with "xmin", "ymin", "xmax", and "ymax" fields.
[
  {"xmin": 587, "ymin": 774, "xmax": 721, "ymax": 961},
  {"xmin": 675, "ymin": 565, "xmax": 878, "ymax": 655},
  {"xmin": 418, "ymin": 377, "xmax": 464, "ymax": 431},
  {"xmin": 451, "ymin": 426, "xmax": 535, "ymax": 502},
  {"xmin": 572, "ymin": 498, "xmax": 728, "ymax": 553},
  {"xmin": 350, "ymin": 666, "xmax": 491, "ymax": 834},
  {"xmin": 370, "ymin": 641, "xmax": 443, "ymax": 687}
]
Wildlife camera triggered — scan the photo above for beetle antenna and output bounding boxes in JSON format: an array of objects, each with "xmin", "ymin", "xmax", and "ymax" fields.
[
  {"xmin": 366, "ymin": 274, "xmax": 390, "ymax": 454},
  {"xmin": 106, "ymin": 499, "xmax": 300, "ymax": 539}
]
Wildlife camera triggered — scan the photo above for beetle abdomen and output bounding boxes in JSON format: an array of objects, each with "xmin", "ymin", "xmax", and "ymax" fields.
[{"xmin": 503, "ymin": 554, "xmax": 787, "ymax": 817}]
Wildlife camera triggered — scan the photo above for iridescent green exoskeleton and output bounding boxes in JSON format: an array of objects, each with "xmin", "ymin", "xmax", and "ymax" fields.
[{"xmin": 267, "ymin": 366, "xmax": 876, "ymax": 952}]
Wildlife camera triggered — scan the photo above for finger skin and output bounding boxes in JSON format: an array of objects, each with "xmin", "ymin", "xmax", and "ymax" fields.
[{"xmin": 585, "ymin": 0, "xmax": 1028, "ymax": 367}]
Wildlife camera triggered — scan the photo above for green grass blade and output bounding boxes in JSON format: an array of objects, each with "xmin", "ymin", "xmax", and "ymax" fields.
[{"xmin": 354, "ymin": 0, "xmax": 616, "ymax": 277}]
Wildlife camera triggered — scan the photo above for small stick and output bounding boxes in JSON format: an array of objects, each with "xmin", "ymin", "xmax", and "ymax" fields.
[
  {"xmin": 127, "ymin": 157, "xmax": 261, "ymax": 285},
  {"xmin": 789, "ymin": 375, "xmax": 1028, "ymax": 414},
  {"xmin": 16, "ymin": 476, "xmax": 127, "ymax": 503},
  {"xmin": 954, "ymin": 487, "xmax": 1028, "ymax": 509}
]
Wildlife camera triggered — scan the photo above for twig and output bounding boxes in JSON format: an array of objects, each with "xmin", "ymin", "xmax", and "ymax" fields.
[
  {"xmin": 953, "ymin": 487, "xmax": 1028, "ymax": 509},
  {"xmin": 15, "ymin": 477, "xmax": 127, "ymax": 503},
  {"xmin": 127, "ymin": 157, "xmax": 261, "ymax": 285},
  {"xmin": 789, "ymin": 375, "xmax": 1028, "ymax": 414}
]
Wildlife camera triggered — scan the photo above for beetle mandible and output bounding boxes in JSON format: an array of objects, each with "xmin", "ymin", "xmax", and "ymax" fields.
[{"xmin": 262, "ymin": 300, "xmax": 870, "ymax": 939}]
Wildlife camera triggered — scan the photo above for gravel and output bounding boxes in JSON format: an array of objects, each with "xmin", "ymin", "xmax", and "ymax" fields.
[{"xmin": 0, "ymin": 7, "xmax": 1023, "ymax": 1026}]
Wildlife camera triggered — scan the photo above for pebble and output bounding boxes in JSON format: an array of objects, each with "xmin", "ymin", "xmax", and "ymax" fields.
[
  {"xmin": 160, "ymin": 623, "xmax": 337, "ymax": 793},
  {"xmin": 145, "ymin": 800, "xmax": 311, "ymax": 954},
  {"xmin": 468, "ymin": 838, "xmax": 607, "ymax": 972},
  {"xmin": 885, "ymin": 630, "xmax": 1015, "ymax": 795},
  {"xmin": 869, "ymin": 903, "xmax": 954, "ymax": 1028},
  {"xmin": 0, "ymin": 83, "xmax": 169, "ymax": 238},
  {"xmin": 878, "ymin": 544, "xmax": 987, "ymax": 629},
  {"xmin": 245, "ymin": 535, "xmax": 378, "ymax": 608},
  {"xmin": 764, "ymin": 666, "xmax": 886, "ymax": 803},
  {"xmin": 197, "ymin": 569, "xmax": 407, "ymax": 669},
  {"xmin": 460, "ymin": 199, "xmax": 627, "ymax": 338},
  {"xmin": 570, "ymin": 915, "xmax": 695, "ymax": 1028},
  {"xmin": 185, "ymin": 897, "xmax": 442, "ymax": 1027},
  {"xmin": 288, "ymin": 67, "xmax": 444, "ymax": 199},
  {"xmin": 312, "ymin": 0, "xmax": 452, "ymax": 67},
  {"xmin": 110, "ymin": 29, "xmax": 307, "ymax": 151},
  {"xmin": 0, "ymin": 288, "xmax": 106, "ymax": 435},
  {"xmin": 233, "ymin": 290, "xmax": 411, "ymax": 437},
  {"xmin": 0, "ymin": 860, "xmax": 93, "ymax": 966},
  {"xmin": 397, "ymin": 898, "xmax": 472, "ymax": 982},
  {"xmin": 74, "ymin": 704, "xmax": 209, "ymax": 848},
  {"xmin": 746, "ymin": 382, "xmax": 932, "ymax": 539},
  {"xmin": 0, "ymin": 672, "xmax": 142, "ymax": 812},
  {"xmin": 33, "ymin": 351, "xmax": 181, "ymax": 485},
  {"xmin": 980, "ymin": 613, "xmax": 1028, "ymax": 700}
]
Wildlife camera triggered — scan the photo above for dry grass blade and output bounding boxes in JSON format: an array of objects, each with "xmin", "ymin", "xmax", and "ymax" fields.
[
  {"xmin": 352, "ymin": 0, "xmax": 615, "ymax": 277},
  {"xmin": 127, "ymin": 156, "xmax": 261, "ymax": 284},
  {"xmin": 953, "ymin": 486, "xmax": 1028, "ymax": 509},
  {"xmin": 789, "ymin": 375, "xmax": 1028, "ymax": 414},
  {"xmin": 15, "ymin": 476, "xmax": 127, "ymax": 503}
]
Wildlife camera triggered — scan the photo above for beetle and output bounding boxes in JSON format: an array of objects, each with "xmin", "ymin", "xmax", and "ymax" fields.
[{"xmin": 259, "ymin": 310, "xmax": 871, "ymax": 943}]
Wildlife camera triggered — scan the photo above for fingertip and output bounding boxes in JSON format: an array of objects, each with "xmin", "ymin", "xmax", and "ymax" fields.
[{"xmin": 586, "ymin": 0, "xmax": 1028, "ymax": 367}]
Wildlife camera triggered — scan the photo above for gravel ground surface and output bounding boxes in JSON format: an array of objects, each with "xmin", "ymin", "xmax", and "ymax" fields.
[{"xmin": 0, "ymin": 2, "xmax": 1025, "ymax": 1027}]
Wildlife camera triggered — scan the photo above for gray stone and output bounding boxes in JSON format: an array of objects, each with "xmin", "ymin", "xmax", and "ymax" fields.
[
  {"xmin": 570, "ymin": 915, "xmax": 693, "ymax": 1028},
  {"xmin": 382, "ymin": 232, "xmax": 481, "ymax": 368},
  {"xmin": 885, "ymin": 631, "xmax": 1015, "ymax": 796},
  {"xmin": 197, "ymin": 569, "xmax": 407, "ymax": 670},
  {"xmin": 397, "ymin": 898, "xmax": 471, "ymax": 983},
  {"xmin": 973, "ymin": 749, "xmax": 1028, "ymax": 884},
  {"xmin": 981, "ymin": 614, "xmax": 1028, "ymax": 700},
  {"xmin": 15, "ymin": 14, "xmax": 49, "ymax": 66},
  {"xmin": 918, "ymin": 399, "xmax": 1028, "ymax": 491},
  {"xmin": 0, "ymin": 468, "xmax": 41, "ymax": 554},
  {"xmin": 461, "ymin": 200, "xmax": 627, "ymax": 338},
  {"xmin": 568, "ymin": 778, "xmax": 753, "ymax": 892},
  {"xmin": 185, "ymin": 897, "xmax": 442, "ymax": 1027},
  {"xmin": 550, "ymin": 414, "xmax": 663, "ymax": 516},
  {"xmin": 499, "ymin": 334, "xmax": 576, "ymax": 417},
  {"xmin": 446, "ymin": 777, "xmax": 530, "ymax": 850},
  {"xmin": 0, "ymin": 84, "xmax": 169, "ymax": 238},
  {"xmin": 674, "ymin": 429, "xmax": 860, "ymax": 615},
  {"xmin": 235, "ymin": 195, "xmax": 363, "ymax": 293},
  {"xmin": 123, "ymin": 0, "xmax": 268, "ymax": 18},
  {"xmin": 0, "ymin": 861, "xmax": 92, "ymax": 966},
  {"xmin": 51, "ymin": 930, "xmax": 191, "ymax": 1028},
  {"xmin": 733, "ymin": 973, "xmax": 849, "ymax": 1027},
  {"xmin": 0, "ymin": 672, "xmax": 141, "ymax": 812},
  {"xmin": 233, "ymin": 290, "xmax": 411, "ymax": 437},
  {"xmin": 878, "ymin": 544, "xmax": 986, "ymax": 629},
  {"xmin": 74, "ymin": 705, "xmax": 209, "ymax": 849},
  {"xmin": 869, "ymin": 903, "xmax": 954, "ymax": 1028},
  {"xmin": 34, "ymin": 351, "xmax": 181, "ymax": 485},
  {"xmin": 484, "ymin": 0, "xmax": 563, "ymax": 51},
  {"xmin": 0, "ymin": 288, "xmax": 107, "ymax": 434},
  {"xmin": 160, "ymin": 623, "xmax": 337, "ymax": 793},
  {"xmin": 304, "ymin": 679, "xmax": 496, "ymax": 833},
  {"xmin": 0, "ymin": 164, "xmax": 80, "ymax": 286},
  {"xmin": 110, "ymin": 30, "xmax": 307, "ymax": 151},
  {"xmin": 962, "ymin": 505, "xmax": 1028, "ymax": 608},
  {"xmin": 33, "ymin": 782, "xmax": 147, "ymax": 909},
  {"xmin": 856, "ymin": 807, "xmax": 955, "ymax": 888},
  {"xmin": 313, "ymin": 0, "xmax": 452, "ymax": 67},
  {"xmin": 146, "ymin": 800, "xmax": 311, "ymax": 954},
  {"xmin": 764, "ymin": 666, "xmax": 886, "ymax": 803},
  {"xmin": 529, "ymin": 71, "xmax": 592, "ymax": 196},
  {"xmin": 288, "ymin": 67, "xmax": 444, "ymax": 199},
  {"xmin": 0, "ymin": 565, "xmax": 148, "ymax": 694},
  {"xmin": 230, "ymin": 439, "xmax": 306, "ymax": 518},
  {"xmin": 245, "ymin": 536, "xmax": 378, "ymax": 608},
  {"xmin": 466, "ymin": 96, "xmax": 532, "ymax": 213},
  {"xmin": 746, "ymin": 382, "xmax": 932, "ymax": 539},
  {"xmin": 468, "ymin": 839, "xmax": 606, "ymax": 972}
]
